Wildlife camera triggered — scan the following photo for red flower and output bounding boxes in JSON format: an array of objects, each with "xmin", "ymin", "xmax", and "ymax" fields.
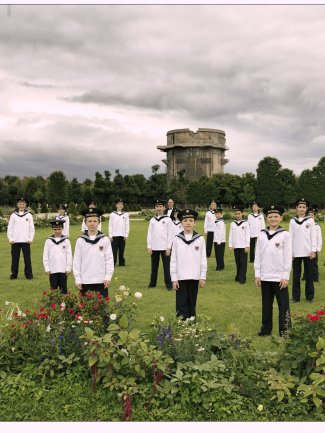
[
  {"xmin": 316, "ymin": 310, "xmax": 325, "ymax": 315},
  {"xmin": 93, "ymin": 306, "xmax": 99, "ymax": 310},
  {"xmin": 79, "ymin": 303, "xmax": 85, "ymax": 308},
  {"xmin": 50, "ymin": 304, "xmax": 56, "ymax": 309},
  {"xmin": 22, "ymin": 324, "xmax": 27, "ymax": 329},
  {"xmin": 87, "ymin": 293, "xmax": 94, "ymax": 298},
  {"xmin": 96, "ymin": 293, "xmax": 101, "ymax": 298},
  {"xmin": 29, "ymin": 320, "xmax": 33, "ymax": 325},
  {"xmin": 43, "ymin": 291, "xmax": 48, "ymax": 295},
  {"xmin": 25, "ymin": 309, "xmax": 30, "ymax": 313},
  {"xmin": 75, "ymin": 313, "xmax": 81, "ymax": 319},
  {"xmin": 40, "ymin": 307, "xmax": 45, "ymax": 312},
  {"xmin": 307, "ymin": 314, "xmax": 321, "ymax": 322},
  {"xmin": 105, "ymin": 297, "xmax": 110, "ymax": 301},
  {"xmin": 68, "ymin": 307, "xmax": 73, "ymax": 313}
]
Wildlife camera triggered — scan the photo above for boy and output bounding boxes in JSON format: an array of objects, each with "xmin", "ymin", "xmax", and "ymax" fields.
[
  {"xmin": 56, "ymin": 204, "xmax": 70, "ymax": 237},
  {"xmin": 170, "ymin": 208, "xmax": 182, "ymax": 237},
  {"xmin": 289, "ymin": 198, "xmax": 317, "ymax": 303},
  {"xmin": 7, "ymin": 197, "xmax": 35, "ymax": 280},
  {"xmin": 147, "ymin": 199, "xmax": 173, "ymax": 290},
  {"xmin": 73, "ymin": 207, "xmax": 114, "ymax": 297},
  {"xmin": 228, "ymin": 205, "xmax": 250, "ymax": 284},
  {"xmin": 247, "ymin": 201, "xmax": 265, "ymax": 263},
  {"xmin": 308, "ymin": 205, "xmax": 322, "ymax": 282},
  {"xmin": 204, "ymin": 199, "xmax": 217, "ymax": 257},
  {"xmin": 43, "ymin": 219, "xmax": 72, "ymax": 294},
  {"xmin": 81, "ymin": 201, "xmax": 102, "ymax": 233},
  {"xmin": 213, "ymin": 207, "xmax": 226, "ymax": 271},
  {"xmin": 108, "ymin": 198, "xmax": 130, "ymax": 266},
  {"xmin": 255, "ymin": 205, "xmax": 292, "ymax": 336},
  {"xmin": 170, "ymin": 209, "xmax": 207, "ymax": 319}
]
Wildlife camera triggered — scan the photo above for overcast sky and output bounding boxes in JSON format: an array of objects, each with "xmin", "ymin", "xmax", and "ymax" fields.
[{"xmin": 1, "ymin": 4, "xmax": 325, "ymax": 180}]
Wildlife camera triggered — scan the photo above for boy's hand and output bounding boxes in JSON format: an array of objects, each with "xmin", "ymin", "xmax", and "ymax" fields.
[
  {"xmin": 76, "ymin": 283, "xmax": 82, "ymax": 290},
  {"xmin": 199, "ymin": 279, "xmax": 205, "ymax": 288},
  {"xmin": 229, "ymin": 247, "xmax": 233, "ymax": 251},
  {"xmin": 310, "ymin": 252, "xmax": 316, "ymax": 259},
  {"xmin": 147, "ymin": 248, "xmax": 152, "ymax": 255},
  {"xmin": 244, "ymin": 247, "xmax": 249, "ymax": 253},
  {"xmin": 255, "ymin": 277, "xmax": 261, "ymax": 287},
  {"xmin": 173, "ymin": 281, "xmax": 179, "ymax": 290},
  {"xmin": 279, "ymin": 279, "xmax": 289, "ymax": 289},
  {"xmin": 165, "ymin": 249, "xmax": 171, "ymax": 256},
  {"xmin": 45, "ymin": 272, "xmax": 50, "ymax": 276},
  {"xmin": 104, "ymin": 280, "xmax": 110, "ymax": 288}
]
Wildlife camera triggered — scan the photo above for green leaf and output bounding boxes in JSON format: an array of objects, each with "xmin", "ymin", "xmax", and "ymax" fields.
[
  {"xmin": 118, "ymin": 330, "xmax": 129, "ymax": 344},
  {"xmin": 89, "ymin": 354, "xmax": 98, "ymax": 367},
  {"xmin": 277, "ymin": 390, "xmax": 284, "ymax": 401},
  {"xmin": 119, "ymin": 314, "xmax": 129, "ymax": 329}
]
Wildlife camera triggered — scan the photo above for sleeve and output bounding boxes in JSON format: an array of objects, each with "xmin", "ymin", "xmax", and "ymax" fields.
[
  {"xmin": 245, "ymin": 222, "xmax": 250, "ymax": 247},
  {"xmin": 125, "ymin": 213, "xmax": 130, "ymax": 238},
  {"xmin": 200, "ymin": 237, "xmax": 207, "ymax": 280},
  {"xmin": 108, "ymin": 214, "xmax": 113, "ymax": 237},
  {"xmin": 43, "ymin": 240, "xmax": 50, "ymax": 273},
  {"xmin": 309, "ymin": 219, "xmax": 317, "ymax": 253},
  {"xmin": 29, "ymin": 215, "xmax": 35, "ymax": 242},
  {"xmin": 63, "ymin": 216, "xmax": 70, "ymax": 237},
  {"xmin": 261, "ymin": 215, "xmax": 266, "ymax": 230},
  {"xmin": 66, "ymin": 240, "xmax": 73, "ymax": 273},
  {"xmin": 288, "ymin": 219, "xmax": 294, "ymax": 253},
  {"xmin": 147, "ymin": 219, "xmax": 153, "ymax": 249},
  {"xmin": 203, "ymin": 212, "xmax": 208, "ymax": 234},
  {"xmin": 104, "ymin": 238, "xmax": 114, "ymax": 281},
  {"xmin": 7, "ymin": 214, "xmax": 15, "ymax": 242},
  {"xmin": 170, "ymin": 237, "xmax": 178, "ymax": 282},
  {"xmin": 167, "ymin": 218, "xmax": 174, "ymax": 249},
  {"xmin": 81, "ymin": 219, "xmax": 87, "ymax": 232},
  {"xmin": 222, "ymin": 222, "xmax": 226, "ymax": 243},
  {"xmin": 316, "ymin": 225, "xmax": 322, "ymax": 252},
  {"xmin": 73, "ymin": 238, "xmax": 82, "ymax": 285},
  {"xmin": 228, "ymin": 223, "xmax": 233, "ymax": 248},
  {"xmin": 282, "ymin": 232, "xmax": 292, "ymax": 280},
  {"xmin": 254, "ymin": 236, "xmax": 261, "ymax": 278}
]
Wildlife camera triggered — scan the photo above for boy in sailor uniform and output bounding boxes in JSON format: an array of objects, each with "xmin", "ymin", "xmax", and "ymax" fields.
[
  {"xmin": 289, "ymin": 198, "xmax": 317, "ymax": 303},
  {"xmin": 171, "ymin": 209, "xmax": 207, "ymax": 319},
  {"xmin": 204, "ymin": 199, "xmax": 217, "ymax": 257},
  {"xmin": 81, "ymin": 201, "xmax": 102, "ymax": 233},
  {"xmin": 308, "ymin": 206, "xmax": 322, "ymax": 282},
  {"xmin": 255, "ymin": 205, "xmax": 292, "ymax": 336},
  {"xmin": 247, "ymin": 201, "xmax": 265, "ymax": 263},
  {"xmin": 7, "ymin": 197, "xmax": 35, "ymax": 280},
  {"xmin": 170, "ymin": 208, "xmax": 182, "ymax": 237},
  {"xmin": 73, "ymin": 207, "xmax": 114, "ymax": 297},
  {"xmin": 108, "ymin": 199, "xmax": 130, "ymax": 266},
  {"xmin": 147, "ymin": 199, "xmax": 173, "ymax": 290},
  {"xmin": 56, "ymin": 204, "xmax": 70, "ymax": 237},
  {"xmin": 43, "ymin": 219, "xmax": 72, "ymax": 294},
  {"xmin": 213, "ymin": 208, "xmax": 226, "ymax": 271},
  {"xmin": 228, "ymin": 205, "xmax": 250, "ymax": 284}
]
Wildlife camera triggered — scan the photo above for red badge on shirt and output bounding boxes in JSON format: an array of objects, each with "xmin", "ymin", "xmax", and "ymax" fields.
[{"xmin": 99, "ymin": 246, "xmax": 103, "ymax": 251}]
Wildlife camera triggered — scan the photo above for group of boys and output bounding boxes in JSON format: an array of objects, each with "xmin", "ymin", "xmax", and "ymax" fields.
[{"xmin": 6, "ymin": 195, "xmax": 323, "ymax": 336}]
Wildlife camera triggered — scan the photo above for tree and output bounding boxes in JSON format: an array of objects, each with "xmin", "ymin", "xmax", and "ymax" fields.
[
  {"xmin": 278, "ymin": 168, "xmax": 297, "ymax": 207},
  {"xmin": 256, "ymin": 157, "xmax": 282, "ymax": 205},
  {"xmin": 313, "ymin": 157, "xmax": 325, "ymax": 206},
  {"xmin": 47, "ymin": 171, "xmax": 68, "ymax": 208}
]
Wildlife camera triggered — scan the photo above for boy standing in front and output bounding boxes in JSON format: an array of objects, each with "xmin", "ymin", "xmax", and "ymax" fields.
[
  {"xmin": 228, "ymin": 205, "xmax": 250, "ymax": 284},
  {"xmin": 204, "ymin": 199, "xmax": 217, "ymax": 257},
  {"xmin": 43, "ymin": 219, "xmax": 72, "ymax": 294},
  {"xmin": 247, "ymin": 201, "xmax": 265, "ymax": 263},
  {"xmin": 255, "ymin": 205, "xmax": 292, "ymax": 337},
  {"xmin": 147, "ymin": 199, "xmax": 173, "ymax": 291},
  {"xmin": 170, "ymin": 209, "xmax": 207, "ymax": 319},
  {"xmin": 73, "ymin": 207, "xmax": 114, "ymax": 297},
  {"xmin": 308, "ymin": 205, "xmax": 322, "ymax": 282},
  {"xmin": 7, "ymin": 197, "xmax": 35, "ymax": 280},
  {"xmin": 108, "ymin": 199, "xmax": 130, "ymax": 266},
  {"xmin": 213, "ymin": 207, "xmax": 226, "ymax": 271},
  {"xmin": 289, "ymin": 198, "xmax": 317, "ymax": 303}
]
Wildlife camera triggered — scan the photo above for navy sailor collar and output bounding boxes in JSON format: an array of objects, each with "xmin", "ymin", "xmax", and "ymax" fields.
[
  {"xmin": 14, "ymin": 211, "xmax": 30, "ymax": 217},
  {"xmin": 176, "ymin": 230, "xmax": 202, "ymax": 245},
  {"xmin": 113, "ymin": 211, "xmax": 125, "ymax": 216},
  {"xmin": 79, "ymin": 230, "xmax": 106, "ymax": 244},
  {"xmin": 249, "ymin": 213, "xmax": 262, "ymax": 218},
  {"xmin": 48, "ymin": 235, "xmax": 68, "ymax": 245},
  {"xmin": 293, "ymin": 216, "xmax": 312, "ymax": 225},
  {"xmin": 261, "ymin": 226, "xmax": 285, "ymax": 240},
  {"xmin": 215, "ymin": 218, "xmax": 225, "ymax": 224},
  {"xmin": 233, "ymin": 219, "xmax": 246, "ymax": 226},
  {"xmin": 153, "ymin": 215, "xmax": 169, "ymax": 222}
]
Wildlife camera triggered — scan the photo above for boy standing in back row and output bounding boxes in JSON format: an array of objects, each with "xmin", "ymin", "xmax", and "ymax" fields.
[
  {"xmin": 229, "ymin": 205, "xmax": 250, "ymax": 284},
  {"xmin": 108, "ymin": 199, "xmax": 130, "ymax": 266},
  {"xmin": 247, "ymin": 201, "xmax": 265, "ymax": 263}
]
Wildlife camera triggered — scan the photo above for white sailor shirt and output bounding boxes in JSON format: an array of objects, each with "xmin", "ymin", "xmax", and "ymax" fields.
[
  {"xmin": 204, "ymin": 210, "xmax": 216, "ymax": 233},
  {"xmin": 247, "ymin": 213, "xmax": 265, "ymax": 238},
  {"xmin": 73, "ymin": 231, "xmax": 114, "ymax": 285},
  {"xmin": 170, "ymin": 231, "xmax": 207, "ymax": 281},
  {"xmin": 289, "ymin": 216, "xmax": 317, "ymax": 257},
  {"xmin": 108, "ymin": 211, "xmax": 130, "ymax": 238},
  {"xmin": 43, "ymin": 235, "xmax": 72, "ymax": 274},
  {"xmin": 171, "ymin": 219, "xmax": 183, "ymax": 237},
  {"xmin": 254, "ymin": 227, "xmax": 292, "ymax": 281},
  {"xmin": 147, "ymin": 215, "xmax": 173, "ymax": 250},
  {"xmin": 7, "ymin": 211, "xmax": 35, "ymax": 243},
  {"xmin": 315, "ymin": 223, "xmax": 322, "ymax": 253},
  {"xmin": 55, "ymin": 215, "xmax": 70, "ymax": 237},
  {"xmin": 213, "ymin": 218, "xmax": 226, "ymax": 244},
  {"xmin": 228, "ymin": 220, "xmax": 250, "ymax": 249}
]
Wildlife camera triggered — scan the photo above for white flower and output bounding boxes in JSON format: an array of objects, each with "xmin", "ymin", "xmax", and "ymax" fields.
[
  {"xmin": 110, "ymin": 314, "xmax": 117, "ymax": 321},
  {"xmin": 160, "ymin": 316, "xmax": 165, "ymax": 322},
  {"xmin": 120, "ymin": 348, "xmax": 129, "ymax": 356},
  {"xmin": 118, "ymin": 285, "xmax": 126, "ymax": 291},
  {"xmin": 123, "ymin": 291, "xmax": 129, "ymax": 297},
  {"xmin": 5, "ymin": 301, "xmax": 11, "ymax": 306},
  {"xmin": 134, "ymin": 292, "xmax": 142, "ymax": 299},
  {"xmin": 60, "ymin": 302, "xmax": 66, "ymax": 310},
  {"xmin": 115, "ymin": 295, "xmax": 122, "ymax": 303},
  {"xmin": 46, "ymin": 325, "xmax": 51, "ymax": 332},
  {"xmin": 189, "ymin": 316, "xmax": 195, "ymax": 321},
  {"xmin": 257, "ymin": 404, "xmax": 264, "ymax": 412},
  {"xmin": 197, "ymin": 347, "xmax": 205, "ymax": 352},
  {"xmin": 17, "ymin": 310, "xmax": 23, "ymax": 317}
]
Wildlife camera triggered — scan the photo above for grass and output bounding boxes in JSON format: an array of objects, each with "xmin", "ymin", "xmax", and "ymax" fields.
[{"xmin": 0, "ymin": 218, "xmax": 324, "ymax": 349}]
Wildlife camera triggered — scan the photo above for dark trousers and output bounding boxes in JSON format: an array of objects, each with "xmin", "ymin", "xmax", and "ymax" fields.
[
  {"xmin": 49, "ymin": 273, "xmax": 67, "ymax": 294},
  {"xmin": 249, "ymin": 237, "xmax": 257, "ymax": 263},
  {"xmin": 206, "ymin": 231, "xmax": 214, "ymax": 257},
  {"xmin": 176, "ymin": 280, "xmax": 199, "ymax": 319},
  {"xmin": 11, "ymin": 243, "xmax": 33, "ymax": 278},
  {"xmin": 111, "ymin": 236, "xmax": 126, "ymax": 266},
  {"xmin": 149, "ymin": 250, "xmax": 172, "ymax": 289},
  {"xmin": 214, "ymin": 242, "xmax": 225, "ymax": 270},
  {"xmin": 312, "ymin": 253, "xmax": 319, "ymax": 281},
  {"xmin": 80, "ymin": 283, "xmax": 108, "ymax": 298},
  {"xmin": 234, "ymin": 248, "xmax": 247, "ymax": 283},
  {"xmin": 260, "ymin": 281, "xmax": 291, "ymax": 336},
  {"xmin": 292, "ymin": 257, "xmax": 314, "ymax": 301}
]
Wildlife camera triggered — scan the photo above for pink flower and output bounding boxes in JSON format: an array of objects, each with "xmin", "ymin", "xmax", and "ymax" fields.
[{"xmin": 316, "ymin": 310, "xmax": 325, "ymax": 315}]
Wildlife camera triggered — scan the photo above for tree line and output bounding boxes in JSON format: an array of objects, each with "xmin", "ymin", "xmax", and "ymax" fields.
[{"xmin": 0, "ymin": 156, "xmax": 324, "ymax": 212}]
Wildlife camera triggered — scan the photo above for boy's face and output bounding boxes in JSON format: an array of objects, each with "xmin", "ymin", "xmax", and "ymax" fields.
[
  {"xmin": 58, "ymin": 208, "xmax": 65, "ymax": 215},
  {"xmin": 210, "ymin": 202, "xmax": 217, "ymax": 210},
  {"xmin": 17, "ymin": 201, "xmax": 26, "ymax": 211},
  {"xmin": 155, "ymin": 204, "xmax": 164, "ymax": 215},
  {"xmin": 181, "ymin": 217, "xmax": 195, "ymax": 231},
  {"xmin": 308, "ymin": 212, "xmax": 315, "ymax": 219},
  {"xmin": 215, "ymin": 211, "xmax": 222, "ymax": 219},
  {"xmin": 116, "ymin": 202, "xmax": 124, "ymax": 211},
  {"xmin": 296, "ymin": 204, "xmax": 307, "ymax": 216},
  {"xmin": 52, "ymin": 226, "xmax": 63, "ymax": 237},
  {"xmin": 266, "ymin": 213, "xmax": 282, "ymax": 228},
  {"xmin": 252, "ymin": 204, "xmax": 259, "ymax": 213},
  {"xmin": 234, "ymin": 211, "xmax": 243, "ymax": 220},
  {"xmin": 85, "ymin": 216, "xmax": 100, "ymax": 231}
]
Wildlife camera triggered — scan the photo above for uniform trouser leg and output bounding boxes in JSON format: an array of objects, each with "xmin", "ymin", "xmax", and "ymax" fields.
[
  {"xmin": 261, "ymin": 281, "xmax": 290, "ymax": 336},
  {"xmin": 235, "ymin": 248, "xmax": 247, "ymax": 283},
  {"xmin": 234, "ymin": 249, "xmax": 240, "ymax": 280},
  {"xmin": 206, "ymin": 232, "xmax": 214, "ymax": 257},
  {"xmin": 11, "ymin": 243, "xmax": 22, "ymax": 277},
  {"xmin": 274, "ymin": 284, "xmax": 291, "ymax": 335},
  {"xmin": 214, "ymin": 242, "xmax": 225, "ymax": 270},
  {"xmin": 161, "ymin": 252, "xmax": 172, "ymax": 289},
  {"xmin": 176, "ymin": 280, "xmax": 199, "ymax": 319},
  {"xmin": 80, "ymin": 283, "xmax": 107, "ymax": 297},
  {"xmin": 303, "ymin": 256, "xmax": 314, "ymax": 301},
  {"xmin": 250, "ymin": 237, "xmax": 257, "ymax": 263},
  {"xmin": 21, "ymin": 243, "xmax": 33, "ymax": 278},
  {"xmin": 111, "ymin": 237, "xmax": 119, "ymax": 265},
  {"xmin": 49, "ymin": 273, "xmax": 67, "ymax": 294},
  {"xmin": 149, "ymin": 251, "xmax": 161, "ymax": 286},
  {"xmin": 118, "ymin": 237, "xmax": 126, "ymax": 265},
  {"xmin": 312, "ymin": 253, "xmax": 319, "ymax": 281},
  {"xmin": 292, "ymin": 257, "xmax": 302, "ymax": 301}
]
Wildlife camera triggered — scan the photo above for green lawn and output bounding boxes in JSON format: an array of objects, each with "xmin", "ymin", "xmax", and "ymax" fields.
[{"xmin": 1, "ymin": 219, "xmax": 324, "ymax": 348}]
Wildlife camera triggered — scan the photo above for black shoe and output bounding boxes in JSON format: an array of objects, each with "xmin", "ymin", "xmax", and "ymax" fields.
[
  {"xmin": 119, "ymin": 263, "xmax": 125, "ymax": 266},
  {"xmin": 314, "ymin": 279, "xmax": 319, "ymax": 282},
  {"xmin": 167, "ymin": 287, "xmax": 173, "ymax": 291},
  {"xmin": 239, "ymin": 280, "xmax": 246, "ymax": 284},
  {"xmin": 26, "ymin": 276, "xmax": 33, "ymax": 280},
  {"xmin": 301, "ymin": 277, "xmax": 306, "ymax": 281},
  {"xmin": 148, "ymin": 285, "xmax": 156, "ymax": 288},
  {"xmin": 216, "ymin": 267, "xmax": 224, "ymax": 271},
  {"xmin": 291, "ymin": 299, "xmax": 300, "ymax": 304},
  {"xmin": 257, "ymin": 331, "xmax": 271, "ymax": 337},
  {"xmin": 306, "ymin": 299, "xmax": 314, "ymax": 303},
  {"xmin": 10, "ymin": 275, "xmax": 17, "ymax": 280}
]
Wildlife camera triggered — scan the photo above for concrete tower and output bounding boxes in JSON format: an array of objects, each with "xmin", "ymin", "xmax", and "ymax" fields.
[{"xmin": 157, "ymin": 128, "xmax": 228, "ymax": 182}]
